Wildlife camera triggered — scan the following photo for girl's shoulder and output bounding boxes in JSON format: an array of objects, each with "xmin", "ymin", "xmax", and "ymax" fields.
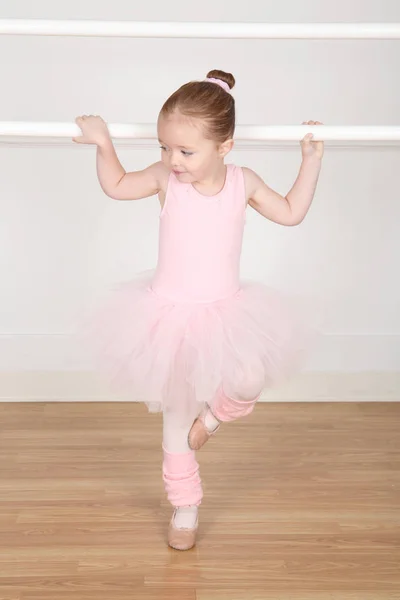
[
  {"xmin": 240, "ymin": 166, "xmax": 264, "ymax": 204},
  {"xmin": 149, "ymin": 161, "xmax": 170, "ymax": 193},
  {"xmin": 152, "ymin": 162, "xmax": 171, "ymax": 210}
]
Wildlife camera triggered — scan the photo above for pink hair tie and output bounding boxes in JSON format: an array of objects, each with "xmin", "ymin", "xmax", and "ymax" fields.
[{"xmin": 204, "ymin": 77, "xmax": 231, "ymax": 94}]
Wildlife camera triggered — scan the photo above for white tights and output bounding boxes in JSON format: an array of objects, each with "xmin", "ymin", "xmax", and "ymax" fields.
[{"xmin": 162, "ymin": 406, "xmax": 199, "ymax": 454}]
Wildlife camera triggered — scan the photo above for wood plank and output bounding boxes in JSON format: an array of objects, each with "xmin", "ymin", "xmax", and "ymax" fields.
[{"xmin": 0, "ymin": 401, "xmax": 398, "ymax": 599}]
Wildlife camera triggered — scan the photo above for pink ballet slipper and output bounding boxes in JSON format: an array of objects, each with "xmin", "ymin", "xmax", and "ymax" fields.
[
  {"xmin": 168, "ymin": 508, "xmax": 198, "ymax": 550},
  {"xmin": 188, "ymin": 404, "xmax": 221, "ymax": 451}
]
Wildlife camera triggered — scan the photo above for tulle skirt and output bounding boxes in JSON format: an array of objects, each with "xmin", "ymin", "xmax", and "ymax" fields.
[{"xmin": 80, "ymin": 272, "xmax": 315, "ymax": 415}]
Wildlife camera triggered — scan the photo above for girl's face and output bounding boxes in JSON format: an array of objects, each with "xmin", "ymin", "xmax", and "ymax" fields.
[{"xmin": 157, "ymin": 111, "xmax": 233, "ymax": 183}]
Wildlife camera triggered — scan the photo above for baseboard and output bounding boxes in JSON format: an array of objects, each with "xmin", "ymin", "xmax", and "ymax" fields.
[
  {"xmin": 0, "ymin": 370, "xmax": 399, "ymax": 402},
  {"xmin": 261, "ymin": 371, "xmax": 400, "ymax": 401}
]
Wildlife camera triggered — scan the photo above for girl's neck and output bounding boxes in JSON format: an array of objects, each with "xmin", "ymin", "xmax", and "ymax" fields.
[{"xmin": 191, "ymin": 164, "xmax": 227, "ymax": 197}]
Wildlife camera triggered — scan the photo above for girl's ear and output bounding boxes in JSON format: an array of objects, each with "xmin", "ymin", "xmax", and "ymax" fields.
[{"xmin": 218, "ymin": 138, "xmax": 234, "ymax": 158}]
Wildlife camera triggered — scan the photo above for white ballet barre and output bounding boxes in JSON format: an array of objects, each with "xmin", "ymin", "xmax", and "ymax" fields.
[
  {"xmin": 0, "ymin": 20, "xmax": 400, "ymax": 39},
  {"xmin": 0, "ymin": 122, "xmax": 400, "ymax": 142}
]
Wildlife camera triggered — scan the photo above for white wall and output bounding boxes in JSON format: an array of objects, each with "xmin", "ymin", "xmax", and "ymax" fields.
[{"xmin": 0, "ymin": 0, "xmax": 399, "ymax": 393}]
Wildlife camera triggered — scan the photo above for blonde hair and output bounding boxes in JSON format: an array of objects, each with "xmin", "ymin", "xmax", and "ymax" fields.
[{"xmin": 160, "ymin": 69, "xmax": 236, "ymax": 143}]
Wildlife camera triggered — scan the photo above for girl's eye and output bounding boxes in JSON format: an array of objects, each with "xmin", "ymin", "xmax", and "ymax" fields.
[
  {"xmin": 182, "ymin": 151, "xmax": 193, "ymax": 156},
  {"xmin": 160, "ymin": 145, "xmax": 166, "ymax": 151}
]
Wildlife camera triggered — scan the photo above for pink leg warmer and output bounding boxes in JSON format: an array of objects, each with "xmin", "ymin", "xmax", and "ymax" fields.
[
  {"xmin": 162, "ymin": 446, "xmax": 203, "ymax": 507},
  {"xmin": 211, "ymin": 386, "xmax": 261, "ymax": 422}
]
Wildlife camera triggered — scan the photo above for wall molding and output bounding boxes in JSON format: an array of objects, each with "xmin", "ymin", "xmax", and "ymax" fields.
[{"xmin": 0, "ymin": 370, "xmax": 398, "ymax": 403}]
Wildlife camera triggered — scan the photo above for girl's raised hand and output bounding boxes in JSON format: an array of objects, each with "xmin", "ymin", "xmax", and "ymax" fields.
[
  {"xmin": 300, "ymin": 120, "xmax": 324, "ymax": 160},
  {"xmin": 73, "ymin": 115, "xmax": 111, "ymax": 146}
]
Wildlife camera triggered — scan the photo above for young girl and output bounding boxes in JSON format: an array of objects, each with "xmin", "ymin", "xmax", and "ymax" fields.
[{"xmin": 74, "ymin": 69, "xmax": 324, "ymax": 551}]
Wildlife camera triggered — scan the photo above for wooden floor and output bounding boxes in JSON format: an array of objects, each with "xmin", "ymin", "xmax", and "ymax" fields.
[{"xmin": 0, "ymin": 401, "xmax": 399, "ymax": 599}]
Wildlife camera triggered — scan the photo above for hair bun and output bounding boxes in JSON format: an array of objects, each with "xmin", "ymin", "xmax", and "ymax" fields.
[{"xmin": 206, "ymin": 69, "xmax": 235, "ymax": 90}]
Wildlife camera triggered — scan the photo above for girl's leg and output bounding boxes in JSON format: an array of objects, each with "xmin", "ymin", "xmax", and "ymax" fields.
[
  {"xmin": 162, "ymin": 406, "xmax": 203, "ymax": 530},
  {"xmin": 211, "ymin": 364, "xmax": 265, "ymax": 422},
  {"xmin": 188, "ymin": 365, "xmax": 265, "ymax": 450}
]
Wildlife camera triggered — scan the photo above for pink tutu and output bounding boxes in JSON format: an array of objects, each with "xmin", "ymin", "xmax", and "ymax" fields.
[{"xmin": 80, "ymin": 271, "xmax": 313, "ymax": 415}]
